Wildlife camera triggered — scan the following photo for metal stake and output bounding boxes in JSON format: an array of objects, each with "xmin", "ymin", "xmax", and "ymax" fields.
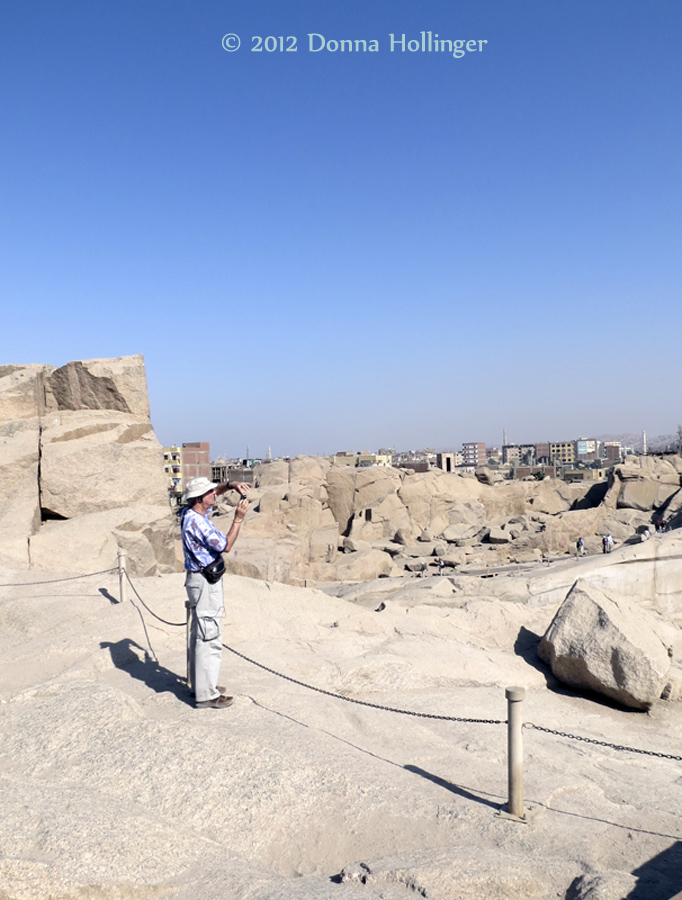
[{"xmin": 117, "ymin": 549, "xmax": 128, "ymax": 605}]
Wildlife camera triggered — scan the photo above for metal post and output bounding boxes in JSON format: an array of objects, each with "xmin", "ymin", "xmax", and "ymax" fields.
[
  {"xmin": 117, "ymin": 549, "xmax": 128, "ymax": 604},
  {"xmin": 506, "ymin": 686, "xmax": 525, "ymax": 819}
]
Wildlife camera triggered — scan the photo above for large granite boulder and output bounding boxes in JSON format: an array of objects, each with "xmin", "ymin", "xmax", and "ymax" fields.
[
  {"xmin": 0, "ymin": 364, "xmax": 50, "ymax": 421},
  {"xmin": 0, "ymin": 417, "xmax": 42, "ymax": 562},
  {"xmin": 38, "ymin": 356, "xmax": 168, "ymax": 522},
  {"xmin": 617, "ymin": 478, "xmax": 679, "ymax": 512},
  {"xmin": 0, "ymin": 367, "xmax": 49, "ymax": 563},
  {"xmin": 324, "ymin": 465, "xmax": 404, "ymax": 537},
  {"xmin": 288, "ymin": 455, "xmax": 331, "ymax": 487},
  {"xmin": 39, "ymin": 410, "xmax": 167, "ymax": 519},
  {"xmin": 325, "ymin": 466, "xmax": 359, "ymax": 533},
  {"xmin": 347, "ymin": 492, "xmax": 411, "ymax": 543},
  {"xmin": 607, "ymin": 458, "xmax": 681, "ymax": 512},
  {"xmin": 538, "ymin": 579, "xmax": 673, "ymax": 709},
  {"xmin": 354, "ymin": 466, "xmax": 402, "ymax": 510},
  {"xmin": 0, "ymin": 355, "xmax": 172, "ymax": 572},
  {"xmin": 475, "ymin": 466, "xmax": 500, "ymax": 486},
  {"xmin": 44, "ymin": 357, "xmax": 152, "ymax": 417},
  {"xmin": 254, "ymin": 459, "xmax": 289, "ymax": 487},
  {"xmin": 398, "ymin": 470, "xmax": 483, "ymax": 535}
]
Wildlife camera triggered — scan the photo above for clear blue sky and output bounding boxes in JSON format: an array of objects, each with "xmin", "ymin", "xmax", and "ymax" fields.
[{"xmin": 2, "ymin": 1, "xmax": 680, "ymax": 458}]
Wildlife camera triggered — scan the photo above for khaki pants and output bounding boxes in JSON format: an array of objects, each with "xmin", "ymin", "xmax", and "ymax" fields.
[{"xmin": 185, "ymin": 571, "xmax": 224, "ymax": 702}]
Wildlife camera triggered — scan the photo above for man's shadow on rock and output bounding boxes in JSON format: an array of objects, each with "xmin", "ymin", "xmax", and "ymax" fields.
[{"xmin": 100, "ymin": 638, "xmax": 191, "ymax": 705}]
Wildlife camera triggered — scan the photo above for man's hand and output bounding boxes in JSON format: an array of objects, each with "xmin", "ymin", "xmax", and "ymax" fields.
[
  {"xmin": 229, "ymin": 481, "xmax": 251, "ymax": 497},
  {"xmin": 235, "ymin": 497, "xmax": 249, "ymax": 521}
]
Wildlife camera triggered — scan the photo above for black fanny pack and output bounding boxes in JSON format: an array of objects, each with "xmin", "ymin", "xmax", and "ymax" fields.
[{"xmin": 201, "ymin": 556, "xmax": 225, "ymax": 584}]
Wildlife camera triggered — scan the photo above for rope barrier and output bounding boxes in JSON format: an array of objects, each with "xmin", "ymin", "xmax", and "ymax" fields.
[
  {"xmin": 0, "ymin": 567, "xmax": 117, "ymax": 588},
  {"xmin": 524, "ymin": 722, "xmax": 682, "ymax": 762},
  {"xmin": 123, "ymin": 571, "xmax": 186, "ymax": 627}
]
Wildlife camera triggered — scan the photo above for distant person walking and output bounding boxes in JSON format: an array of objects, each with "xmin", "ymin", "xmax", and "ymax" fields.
[
  {"xmin": 181, "ymin": 476, "xmax": 250, "ymax": 709},
  {"xmin": 576, "ymin": 537, "xmax": 585, "ymax": 557}
]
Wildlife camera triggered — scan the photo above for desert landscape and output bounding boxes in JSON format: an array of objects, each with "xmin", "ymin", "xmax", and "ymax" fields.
[{"xmin": 1, "ymin": 357, "xmax": 681, "ymax": 899}]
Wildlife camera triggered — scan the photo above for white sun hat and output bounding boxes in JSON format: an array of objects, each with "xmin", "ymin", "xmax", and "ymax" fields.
[{"xmin": 183, "ymin": 476, "xmax": 218, "ymax": 502}]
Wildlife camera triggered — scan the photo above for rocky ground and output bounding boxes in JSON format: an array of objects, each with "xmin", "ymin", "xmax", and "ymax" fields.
[{"xmin": 1, "ymin": 532, "xmax": 681, "ymax": 900}]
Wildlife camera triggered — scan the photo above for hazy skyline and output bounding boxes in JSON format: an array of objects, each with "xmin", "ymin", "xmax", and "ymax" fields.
[{"xmin": 2, "ymin": 1, "xmax": 680, "ymax": 459}]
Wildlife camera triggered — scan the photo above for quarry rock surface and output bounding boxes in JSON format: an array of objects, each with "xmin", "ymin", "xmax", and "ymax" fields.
[{"xmin": 1, "ymin": 545, "xmax": 681, "ymax": 900}]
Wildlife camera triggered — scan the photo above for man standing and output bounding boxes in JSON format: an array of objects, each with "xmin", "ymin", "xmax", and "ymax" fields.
[{"xmin": 181, "ymin": 476, "xmax": 249, "ymax": 709}]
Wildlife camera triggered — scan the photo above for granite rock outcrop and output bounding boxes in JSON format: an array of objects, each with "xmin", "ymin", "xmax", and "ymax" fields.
[
  {"xmin": 226, "ymin": 453, "xmax": 682, "ymax": 587},
  {"xmin": 0, "ymin": 356, "xmax": 174, "ymax": 575}
]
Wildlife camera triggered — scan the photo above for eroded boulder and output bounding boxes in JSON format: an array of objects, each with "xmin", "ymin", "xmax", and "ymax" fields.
[{"xmin": 538, "ymin": 579, "xmax": 673, "ymax": 709}]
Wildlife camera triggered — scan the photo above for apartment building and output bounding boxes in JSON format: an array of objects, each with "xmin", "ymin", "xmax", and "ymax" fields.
[
  {"xmin": 549, "ymin": 441, "xmax": 576, "ymax": 465},
  {"xmin": 163, "ymin": 446, "xmax": 183, "ymax": 495},
  {"xmin": 462, "ymin": 442, "xmax": 486, "ymax": 467},
  {"xmin": 182, "ymin": 441, "xmax": 211, "ymax": 482}
]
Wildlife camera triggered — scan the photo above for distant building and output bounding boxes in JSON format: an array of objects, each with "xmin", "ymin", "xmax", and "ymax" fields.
[
  {"xmin": 182, "ymin": 441, "xmax": 211, "ymax": 483},
  {"xmin": 436, "ymin": 451, "xmax": 463, "ymax": 472},
  {"xmin": 603, "ymin": 441, "xmax": 622, "ymax": 462},
  {"xmin": 502, "ymin": 444, "xmax": 521, "ymax": 465},
  {"xmin": 575, "ymin": 438, "xmax": 599, "ymax": 462},
  {"xmin": 564, "ymin": 467, "xmax": 608, "ymax": 482},
  {"xmin": 549, "ymin": 441, "xmax": 575, "ymax": 465},
  {"xmin": 211, "ymin": 456, "xmax": 259, "ymax": 485},
  {"xmin": 163, "ymin": 446, "xmax": 183, "ymax": 498},
  {"xmin": 513, "ymin": 465, "xmax": 556, "ymax": 480},
  {"xmin": 536, "ymin": 442, "xmax": 551, "ymax": 464},
  {"xmin": 462, "ymin": 442, "xmax": 486, "ymax": 467},
  {"xmin": 502, "ymin": 443, "xmax": 536, "ymax": 466},
  {"xmin": 394, "ymin": 461, "xmax": 429, "ymax": 473},
  {"xmin": 332, "ymin": 451, "xmax": 392, "ymax": 468}
]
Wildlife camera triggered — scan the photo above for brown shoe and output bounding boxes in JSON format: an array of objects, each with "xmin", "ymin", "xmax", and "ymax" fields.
[
  {"xmin": 191, "ymin": 685, "xmax": 226, "ymax": 698},
  {"xmin": 196, "ymin": 694, "xmax": 234, "ymax": 710}
]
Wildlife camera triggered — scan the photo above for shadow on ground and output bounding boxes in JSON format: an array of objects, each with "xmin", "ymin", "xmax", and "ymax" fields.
[
  {"xmin": 566, "ymin": 841, "xmax": 682, "ymax": 900},
  {"xmin": 628, "ymin": 841, "xmax": 682, "ymax": 900},
  {"xmin": 100, "ymin": 637, "xmax": 190, "ymax": 704},
  {"xmin": 404, "ymin": 765, "xmax": 502, "ymax": 810}
]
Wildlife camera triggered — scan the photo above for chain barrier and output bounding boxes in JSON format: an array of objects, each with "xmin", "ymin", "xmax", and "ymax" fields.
[
  {"xmin": 524, "ymin": 722, "xmax": 682, "ymax": 762},
  {"xmin": 123, "ymin": 571, "xmax": 186, "ymax": 627},
  {"xmin": 223, "ymin": 643, "xmax": 505, "ymax": 724},
  {"xmin": 0, "ymin": 567, "xmax": 117, "ymax": 588},
  {"xmin": 118, "ymin": 571, "xmax": 681, "ymax": 759},
  {"xmin": 117, "ymin": 571, "xmax": 503, "ymax": 723}
]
